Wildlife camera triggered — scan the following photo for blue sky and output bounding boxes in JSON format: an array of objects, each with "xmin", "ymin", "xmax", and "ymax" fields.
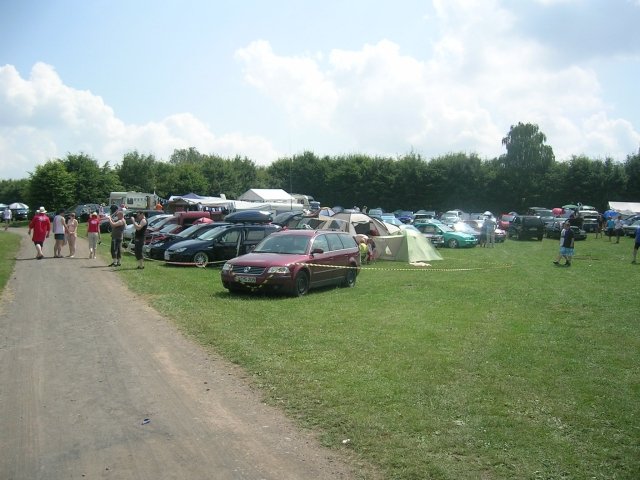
[{"xmin": 1, "ymin": 0, "xmax": 639, "ymax": 180}]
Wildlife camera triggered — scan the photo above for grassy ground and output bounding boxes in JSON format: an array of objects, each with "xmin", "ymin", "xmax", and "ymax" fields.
[
  {"xmin": 7, "ymin": 229, "xmax": 640, "ymax": 478},
  {"xmin": 0, "ymin": 230, "xmax": 21, "ymax": 291}
]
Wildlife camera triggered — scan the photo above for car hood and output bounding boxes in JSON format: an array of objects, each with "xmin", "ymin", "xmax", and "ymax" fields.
[{"xmin": 227, "ymin": 252, "xmax": 312, "ymax": 267}]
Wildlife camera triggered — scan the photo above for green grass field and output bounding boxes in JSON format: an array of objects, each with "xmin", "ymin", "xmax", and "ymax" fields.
[
  {"xmin": 115, "ymin": 233, "xmax": 639, "ymax": 479},
  {"xmin": 4, "ymin": 230, "xmax": 639, "ymax": 478}
]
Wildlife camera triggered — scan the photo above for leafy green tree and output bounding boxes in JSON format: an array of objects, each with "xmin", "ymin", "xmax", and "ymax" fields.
[
  {"xmin": 425, "ymin": 153, "xmax": 485, "ymax": 212},
  {"xmin": 169, "ymin": 147, "xmax": 205, "ymax": 165},
  {"xmin": 0, "ymin": 178, "xmax": 30, "ymax": 205},
  {"xmin": 28, "ymin": 160, "xmax": 75, "ymax": 212},
  {"xmin": 624, "ymin": 149, "xmax": 640, "ymax": 200},
  {"xmin": 117, "ymin": 151, "xmax": 159, "ymax": 192},
  {"xmin": 498, "ymin": 122, "xmax": 555, "ymax": 211},
  {"xmin": 62, "ymin": 153, "xmax": 110, "ymax": 204}
]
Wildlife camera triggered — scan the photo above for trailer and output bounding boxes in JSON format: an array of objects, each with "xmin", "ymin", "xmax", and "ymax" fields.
[{"xmin": 109, "ymin": 192, "xmax": 158, "ymax": 210}]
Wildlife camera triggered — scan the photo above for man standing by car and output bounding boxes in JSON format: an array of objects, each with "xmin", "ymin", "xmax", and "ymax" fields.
[
  {"xmin": 108, "ymin": 210, "xmax": 126, "ymax": 266},
  {"xmin": 131, "ymin": 211, "xmax": 147, "ymax": 269},
  {"xmin": 483, "ymin": 216, "xmax": 496, "ymax": 248}
]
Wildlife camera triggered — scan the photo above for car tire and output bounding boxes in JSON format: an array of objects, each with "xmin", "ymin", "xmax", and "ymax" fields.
[
  {"xmin": 293, "ymin": 271, "xmax": 310, "ymax": 297},
  {"xmin": 342, "ymin": 266, "xmax": 357, "ymax": 288},
  {"xmin": 193, "ymin": 251, "xmax": 209, "ymax": 267},
  {"xmin": 447, "ymin": 238, "xmax": 459, "ymax": 248}
]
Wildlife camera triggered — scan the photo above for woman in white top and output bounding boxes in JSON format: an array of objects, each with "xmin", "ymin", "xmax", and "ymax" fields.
[
  {"xmin": 52, "ymin": 210, "xmax": 67, "ymax": 258},
  {"xmin": 65, "ymin": 212, "xmax": 78, "ymax": 257}
]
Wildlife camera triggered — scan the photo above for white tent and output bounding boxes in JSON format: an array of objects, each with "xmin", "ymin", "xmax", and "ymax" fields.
[
  {"xmin": 238, "ymin": 189, "xmax": 294, "ymax": 203},
  {"xmin": 608, "ymin": 201, "xmax": 640, "ymax": 214}
]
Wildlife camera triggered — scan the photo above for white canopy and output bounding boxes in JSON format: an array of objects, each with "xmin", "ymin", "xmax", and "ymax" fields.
[
  {"xmin": 608, "ymin": 201, "xmax": 640, "ymax": 214},
  {"xmin": 238, "ymin": 189, "xmax": 294, "ymax": 203}
]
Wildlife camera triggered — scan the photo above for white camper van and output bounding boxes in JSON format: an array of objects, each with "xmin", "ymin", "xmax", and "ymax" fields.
[{"xmin": 109, "ymin": 192, "xmax": 158, "ymax": 210}]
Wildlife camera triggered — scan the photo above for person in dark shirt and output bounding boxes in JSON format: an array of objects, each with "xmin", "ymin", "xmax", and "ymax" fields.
[{"xmin": 553, "ymin": 221, "xmax": 575, "ymax": 267}]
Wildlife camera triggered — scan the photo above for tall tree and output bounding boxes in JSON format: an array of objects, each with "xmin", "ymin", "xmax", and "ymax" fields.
[
  {"xmin": 62, "ymin": 153, "xmax": 109, "ymax": 203},
  {"xmin": 499, "ymin": 122, "xmax": 555, "ymax": 211}
]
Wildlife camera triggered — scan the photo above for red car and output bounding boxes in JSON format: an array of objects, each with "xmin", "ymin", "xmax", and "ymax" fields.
[
  {"xmin": 498, "ymin": 213, "xmax": 516, "ymax": 231},
  {"xmin": 221, "ymin": 230, "xmax": 360, "ymax": 296}
]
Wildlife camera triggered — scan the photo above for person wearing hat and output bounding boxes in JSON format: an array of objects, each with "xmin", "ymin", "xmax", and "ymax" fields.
[
  {"xmin": 28, "ymin": 207, "xmax": 51, "ymax": 259},
  {"xmin": 86, "ymin": 212, "xmax": 101, "ymax": 259}
]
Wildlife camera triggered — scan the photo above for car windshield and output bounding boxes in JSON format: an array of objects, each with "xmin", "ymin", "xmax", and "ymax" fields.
[
  {"xmin": 177, "ymin": 223, "xmax": 203, "ymax": 238},
  {"xmin": 254, "ymin": 235, "xmax": 310, "ymax": 254},
  {"xmin": 437, "ymin": 224, "xmax": 453, "ymax": 232},
  {"xmin": 196, "ymin": 226, "xmax": 230, "ymax": 240},
  {"xmin": 159, "ymin": 224, "xmax": 179, "ymax": 234},
  {"xmin": 501, "ymin": 214, "xmax": 515, "ymax": 221}
]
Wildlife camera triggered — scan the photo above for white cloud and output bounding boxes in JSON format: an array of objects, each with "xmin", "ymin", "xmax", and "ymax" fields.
[
  {"xmin": 234, "ymin": 1, "xmax": 639, "ymax": 161},
  {"xmin": 0, "ymin": 63, "xmax": 280, "ymax": 179}
]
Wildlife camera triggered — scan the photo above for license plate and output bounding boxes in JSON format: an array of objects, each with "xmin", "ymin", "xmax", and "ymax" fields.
[
  {"xmin": 235, "ymin": 275, "xmax": 256, "ymax": 283},
  {"xmin": 528, "ymin": 227, "xmax": 538, "ymax": 231}
]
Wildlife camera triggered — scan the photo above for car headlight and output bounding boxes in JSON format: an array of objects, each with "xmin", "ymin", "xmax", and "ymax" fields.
[
  {"xmin": 174, "ymin": 247, "xmax": 187, "ymax": 253},
  {"xmin": 222, "ymin": 263, "xmax": 232, "ymax": 272},
  {"xmin": 267, "ymin": 266, "xmax": 290, "ymax": 274},
  {"xmin": 155, "ymin": 242, "xmax": 164, "ymax": 247}
]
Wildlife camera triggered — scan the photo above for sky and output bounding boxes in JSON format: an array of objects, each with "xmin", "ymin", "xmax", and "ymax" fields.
[{"xmin": 1, "ymin": 0, "xmax": 639, "ymax": 180}]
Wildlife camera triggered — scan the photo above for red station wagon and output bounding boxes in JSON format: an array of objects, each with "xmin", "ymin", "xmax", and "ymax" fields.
[{"xmin": 221, "ymin": 230, "xmax": 361, "ymax": 296}]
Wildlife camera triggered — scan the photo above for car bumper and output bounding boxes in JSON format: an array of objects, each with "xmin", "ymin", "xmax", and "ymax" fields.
[{"xmin": 221, "ymin": 270, "xmax": 294, "ymax": 293}]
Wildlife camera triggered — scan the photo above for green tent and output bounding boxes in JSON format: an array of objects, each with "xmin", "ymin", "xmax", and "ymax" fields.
[{"xmin": 375, "ymin": 228, "xmax": 442, "ymax": 263}]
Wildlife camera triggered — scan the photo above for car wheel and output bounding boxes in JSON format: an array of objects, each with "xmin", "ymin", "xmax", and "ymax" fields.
[
  {"xmin": 193, "ymin": 251, "xmax": 209, "ymax": 267},
  {"xmin": 293, "ymin": 271, "xmax": 310, "ymax": 297},
  {"xmin": 342, "ymin": 266, "xmax": 357, "ymax": 288},
  {"xmin": 447, "ymin": 238, "xmax": 459, "ymax": 248}
]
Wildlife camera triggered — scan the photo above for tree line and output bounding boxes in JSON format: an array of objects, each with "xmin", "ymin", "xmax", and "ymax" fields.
[{"xmin": 1, "ymin": 122, "xmax": 639, "ymax": 215}]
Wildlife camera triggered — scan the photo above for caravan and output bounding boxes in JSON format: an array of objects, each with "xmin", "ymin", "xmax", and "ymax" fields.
[{"xmin": 109, "ymin": 192, "xmax": 158, "ymax": 210}]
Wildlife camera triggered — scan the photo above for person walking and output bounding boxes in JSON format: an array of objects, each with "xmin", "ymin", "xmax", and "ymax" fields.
[
  {"xmin": 131, "ymin": 211, "xmax": 147, "ymax": 269},
  {"xmin": 28, "ymin": 207, "xmax": 51, "ymax": 259},
  {"xmin": 87, "ymin": 212, "xmax": 101, "ymax": 259},
  {"xmin": 553, "ymin": 221, "xmax": 575, "ymax": 267},
  {"xmin": 52, "ymin": 209, "xmax": 67, "ymax": 258},
  {"xmin": 3, "ymin": 206, "xmax": 11, "ymax": 231},
  {"xmin": 614, "ymin": 216, "xmax": 624, "ymax": 244},
  {"xmin": 632, "ymin": 222, "xmax": 640, "ymax": 264},
  {"xmin": 108, "ymin": 210, "xmax": 126, "ymax": 266},
  {"xmin": 65, "ymin": 212, "xmax": 78, "ymax": 257},
  {"xmin": 606, "ymin": 216, "xmax": 615, "ymax": 241}
]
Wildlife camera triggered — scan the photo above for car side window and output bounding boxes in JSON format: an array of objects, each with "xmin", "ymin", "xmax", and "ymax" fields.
[
  {"xmin": 326, "ymin": 233, "xmax": 344, "ymax": 251},
  {"xmin": 338, "ymin": 234, "xmax": 357, "ymax": 249},
  {"xmin": 312, "ymin": 234, "xmax": 329, "ymax": 252},
  {"xmin": 219, "ymin": 229, "xmax": 240, "ymax": 244},
  {"xmin": 245, "ymin": 228, "xmax": 266, "ymax": 242}
]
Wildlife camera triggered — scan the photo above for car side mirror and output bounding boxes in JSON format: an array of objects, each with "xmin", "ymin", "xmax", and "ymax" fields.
[{"xmin": 311, "ymin": 248, "xmax": 324, "ymax": 255}]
